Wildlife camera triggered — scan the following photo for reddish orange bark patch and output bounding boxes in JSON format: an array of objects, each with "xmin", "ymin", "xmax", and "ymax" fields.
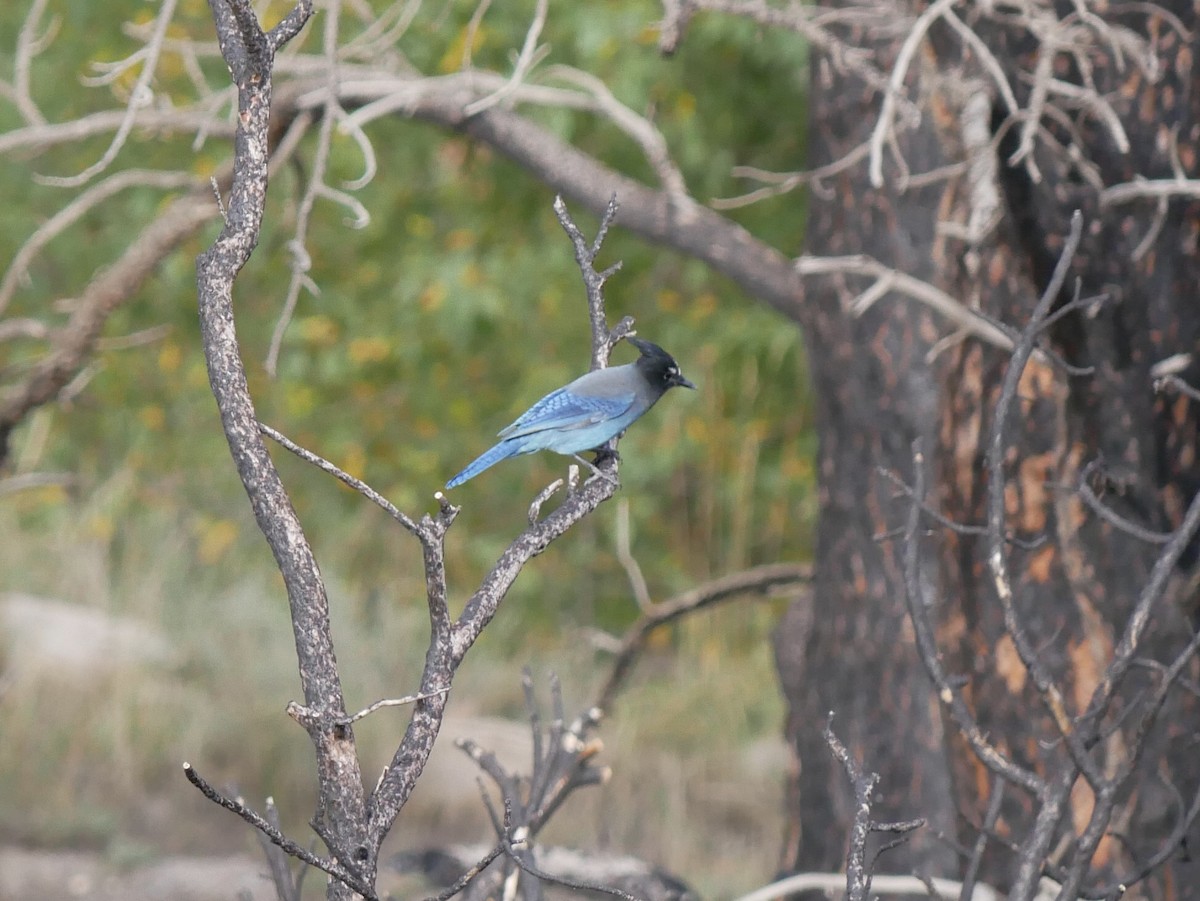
[
  {"xmin": 1027, "ymin": 543, "xmax": 1056, "ymax": 583},
  {"xmin": 995, "ymin": 634, "xmax": 1027, "ymax": 694},
  {"xmin": 1017, "ymin": 453, "xmax": 1054, "ymax": 533}
]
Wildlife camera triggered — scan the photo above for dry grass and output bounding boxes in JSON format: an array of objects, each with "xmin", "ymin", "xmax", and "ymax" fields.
[{"xmin": 0, "ymin": 478, "xmax": 789, "ymax": 899}]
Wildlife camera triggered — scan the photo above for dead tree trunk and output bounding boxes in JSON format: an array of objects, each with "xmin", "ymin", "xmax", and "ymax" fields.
[{"xmin": 776, "ymin": 0, "xmax": 1200, "ymax": 894}]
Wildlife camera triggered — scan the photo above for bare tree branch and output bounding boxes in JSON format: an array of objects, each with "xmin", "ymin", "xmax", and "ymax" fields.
[
  {"xmin": 255, "ymin": 796, "xmax": 304, "ymax": 901},
  {"xmin": 1101, "ymin": 177, "xmax": 1200, "ymax": 206},
  {"xmin": 593, "ymin": 562, "xmax": 812, "ymax": 714},
  {"xmin": 824, "ymin": 715, "xmax": 925, "ymax": 901},
  {"xmin": 259, "ymin": 421, "xmax": 422, "ymax": 533},
  {"xmin": 0, "ymin": 108, "xmax": 236, "ymax": 155},
  {"xmin": 192, "ymin": 5, "xmax": 378, "ymax": 899},
  {"xmin": 795, "ymin": 254, "xmax": 1014, "ymax": 350},
  {"xmin": 12, "ymin": 0, "xmax": 51, "ymax": 126},
  {"xmin": 38, "ymin": 0, "xmax": 179, "ymax": 187},
  {"xmin": 266, "ymin": 0, "xmax": 350, "ymax": 377},
  {"xmin": 0, "ymin": 169, "xmax": 198, "ymax": 315},
  {"xmin": 984, "ymin": 214, "xmax": 1102, "ymax": 791},
  {"xmin": 463, "ymin": 0, "xmax": 549, "ymax": 116},
  {"xmin": 868, "ymin": 0, "xmax": 956, "ymax": 188},
  {"xmin": 0, "ymin": 192, "xmax": 213, "ymax": 464},
  {"xmin": 183, "ymin": 763, "xmax": 376, "ymax": 899}
]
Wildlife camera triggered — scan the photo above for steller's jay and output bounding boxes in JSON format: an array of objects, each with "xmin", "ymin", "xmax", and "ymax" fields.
[{"xmin": 445, "ymin": 337, "xmax": 695, "ymax": 489}]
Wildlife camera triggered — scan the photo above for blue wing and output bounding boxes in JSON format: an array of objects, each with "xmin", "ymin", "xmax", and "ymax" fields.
[
  {"xmin": 497, "ymin": 386, "xmax": 636, "ymax": 439},
  {"xmin": 445, "ymin": 366, "xmax": 643, "ymax": 488}
]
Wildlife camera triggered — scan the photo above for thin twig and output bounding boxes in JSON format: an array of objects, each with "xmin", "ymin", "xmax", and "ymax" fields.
[
  {"xmin": 368, "ymin": 195, "xmax": 629, "ymax": 842},
  {"xmin": 182, "ymin": 764, "xmax": 377, "ymax": 900},
  {"xmin": 714, "ymin": 141, "xmax": 871, "ymax": 209},
  {"xmin": 960, "ymin": 780, "xmax": 1006, "ymax": 901},
  {"xmin": 266, "ymin": 0, "xmax": 350, "ymax": 377},
  {"xmin": 593, "ymin": 563, "xmax": 812, "ymax": 714},
  {"xmin": 39, "ymin": 0, "xmax": 179, "ymax": 187},
  {"xmin": 255, "ymin": 797, "xmax": 300, "ymax": 901},
  {"xmin": 823, "ymin": 714, "xmax": 925, "ymax": 901},
  {"xmin": 1076, "ymin": 459, "xmax": 1174, "ymax": 545},
  {"xmin": 877, "ymin": 465, "xmax": 1049, "ymax": 550},
  {"xmin": 552, "ymin": 193, "xmax": 630, "ymax": 369},
  {"xmin": 987, "ymin": 212, "xmax": 1099, "ymax": 900},
  {"xmin": 795, "ymin": 254, "xmax": 1014, "ymax": 350},
  {"xmin": 259, "ymin": 421, "xmax": 421, "ymax": 534},
  {"xmin": 464, "ymin": 0, "xmax": 549, "ymax": 116},
  {"xmin": 543, "ymin": 65, "xmax": 689, "ymax": 196},
  {"xmin": 340, "ymin": 686, "xmax": 452, "ymax": 725},
  {"xmin": 1053, "ymin": 484, "xmax": 1200, "ymax": 898},
  {"xmin": 985, "ymin": 212, "xmax": 1093, "ymax": 750},
  {"xmin": 613, "ymin": 498, "xmax": 652, "ymax": 610},
  {"xmin": 0, "ymin": 108, "xmax": 234, "ymax": 156},
  {"xmin": 419, "ymin": 844, "xmax": 506, "ymax": 901},
  {"xmin": 0, "ymin": 169, "xmax": 197, "ymax": 314},
  {"xmin": 868, "ymin": 0, "xmax": 956, "ymax": 188},
  {"xmin": 502, "ymin": 842, "xmax": 645, "ymax": 901},
  {"xmin": 1155, "ymin": 373, "xmax": 1200, "ymax": 403},
  {"xmin": 897, "ymin": 441, "xmax": 1044, "ymax": 794},
  {"xmin": 13, "ymin": 0, "xmax": 51, "ymax": 126},
  {"xmin": 732, "ymin": 872, "xmax": 1002, "ymax": 901}
]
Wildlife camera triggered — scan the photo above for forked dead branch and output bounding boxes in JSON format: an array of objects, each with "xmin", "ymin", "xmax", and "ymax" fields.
[{"xmin": 188, "ymin": 5, "xmax": 681, "ymax": 899}]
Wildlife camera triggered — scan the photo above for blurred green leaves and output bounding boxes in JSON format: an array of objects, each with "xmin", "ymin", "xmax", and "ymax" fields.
[
  {"xmin": 3, "ymin": 0, "xmax": 814, "ymax": 638},
  {"xmin": 1, "ymin": 7, "xmax": 814, "ymax": 888}
]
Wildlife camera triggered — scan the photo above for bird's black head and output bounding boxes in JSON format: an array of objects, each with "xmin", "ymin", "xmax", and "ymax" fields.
[{"xmin": 628, "ymin": 336, "xmax": 696, "ymax": 392}]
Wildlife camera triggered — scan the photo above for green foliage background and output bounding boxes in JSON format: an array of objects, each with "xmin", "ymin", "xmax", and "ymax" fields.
[{"xmin": 1, "ymin": 0, "xmax": 814, "ymax": 894}]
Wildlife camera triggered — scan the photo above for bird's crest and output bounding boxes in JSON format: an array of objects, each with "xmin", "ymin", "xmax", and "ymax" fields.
[{"xmin": 628, "ymin": 336, "xmax": 696, "ymax": 391}]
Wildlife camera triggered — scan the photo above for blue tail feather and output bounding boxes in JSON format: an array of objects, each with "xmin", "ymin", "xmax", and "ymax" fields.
[{"xmin": 445, "ymin": 440, "xmax": 521, "ymax": 489}]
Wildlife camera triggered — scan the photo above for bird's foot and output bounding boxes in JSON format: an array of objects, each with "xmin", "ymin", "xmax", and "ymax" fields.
[
  {"xmin": 592, "ymin": 444, "xmax": 621, "ymax": 466},
  {"xmin": 572, "ymin": 453, "xmax": 619, "ymax": 487}
]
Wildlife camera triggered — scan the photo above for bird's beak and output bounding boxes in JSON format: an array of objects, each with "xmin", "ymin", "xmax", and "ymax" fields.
[{"xmin": 676, "ymin": 374, "xmax": 697, "ymax": 390}]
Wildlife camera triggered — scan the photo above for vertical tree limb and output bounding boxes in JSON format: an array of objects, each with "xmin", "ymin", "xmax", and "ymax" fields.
[{"xmin": 194, "ymin": 2, "xmax": 372, "ymax": 898}]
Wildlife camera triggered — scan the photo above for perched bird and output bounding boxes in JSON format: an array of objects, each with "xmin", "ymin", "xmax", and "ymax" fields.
[{"xmin": 445, "ymin": 337, "xmax": 695, "ymax": 489}]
